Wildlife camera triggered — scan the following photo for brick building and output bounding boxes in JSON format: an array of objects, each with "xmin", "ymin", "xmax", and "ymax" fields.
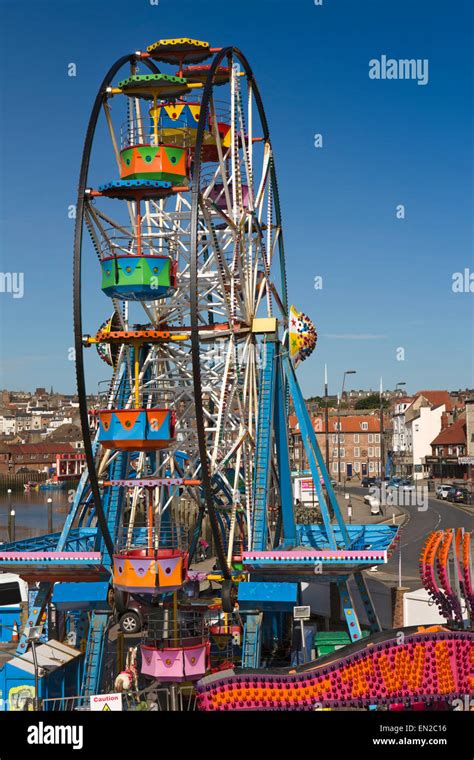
[
  {"xmin": 289, "ymin": 413, "xmax": 385, "ymax": 480},
  {"xmin": 427, "ymin": 414, "xmax": 469, "ymax": 480},
  {"xmin": 0, "ymin": 443, "xmax": 76, "ymax": 474}
]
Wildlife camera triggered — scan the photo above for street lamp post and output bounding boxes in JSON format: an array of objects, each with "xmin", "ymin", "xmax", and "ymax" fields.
[
  {"xmin": 47, "ymin": 497, "xmax": 53, "ymax": 534},
  {"xmin": 338, "ymin": 370, "xmax": 356, "ymax": 483},
  {"xmin": 379, "ymin": 378, "xmax": 384, "ymax": 480},
  {"xmin": 26, "ymin": 625, "xmax": 44, "ymax": 710},
  {"xmin": 8, "ymin": 510, "xmax": 15, "ymax": 543}
]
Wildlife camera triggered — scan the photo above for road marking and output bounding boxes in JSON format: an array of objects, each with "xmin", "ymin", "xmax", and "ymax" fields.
[{"xmin": 399, "ymin": 504, "xmax": 441, "ymax": 550}]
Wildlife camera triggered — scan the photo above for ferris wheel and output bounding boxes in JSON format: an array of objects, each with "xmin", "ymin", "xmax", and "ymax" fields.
[{"xmin": 73, "ymin": 39, "xmax": 301, "ymax": 581}]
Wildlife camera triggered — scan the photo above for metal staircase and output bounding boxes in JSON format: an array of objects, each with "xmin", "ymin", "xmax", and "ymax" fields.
[
  {"xmin": 79, "ymin": 449, "xmax": 129, "ymax": 695},
  {"xmin": 81, "ymin": 611, "xmax": 109, "ymax": 699},
  {"xmin": 252, "ymin": 339, "xmax": 276, "ymax": 551},
  {"xmin": 242, "ymin": 613, "xmax": 263, "ymax": 668},
  {"xmin": 99, "ymin": 451, "xmax": 129, "ymax": 565}
]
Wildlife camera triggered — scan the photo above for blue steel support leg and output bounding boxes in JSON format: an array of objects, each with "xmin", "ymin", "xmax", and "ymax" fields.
[
  {"xmin": 76, "ymin": 610, "xmax": 90, "ymax": 649},
  {"xmin": 283, "ymin": 355, "xmax": 351, "ymax": 549},
  {"xmin": 337, "ymin": 578, "xmax": 363, "ymax": 643},
  {"xmin": 242, "ymin": 613, "xmax": 263, "ymax": 668},
  {"xmin": 353, "ymin": 571, "xmax": 382, "ymax": 632},
  {"xmin": 16, "ymin": 582, "xmax": 52, "ymax": 655},
  {"xmin": 97, "ymin": 450, "xmax": 129, "ymax": 568},
  {"xmin": 56, "ymin": 432, "xmax": 100, "ymax": 551},
  {"xmin": 282, "ymin": 355, "xmax": 339, "ymax": 549},
  {"xmin": 274, "ymin": 357, "xmax": 296, "ymax": 547}
]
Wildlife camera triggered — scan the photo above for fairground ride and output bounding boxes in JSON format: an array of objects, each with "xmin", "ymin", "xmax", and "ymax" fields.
[{"xmin": 0, "ymin": 38, "xmax": 472, "ymax": 711}]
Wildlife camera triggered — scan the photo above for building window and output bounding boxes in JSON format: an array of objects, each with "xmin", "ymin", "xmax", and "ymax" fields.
[
  {"xmin": 448, "ymin": 447, "xmax": 453, "ymax": 455},
  {"xmin": 332, "ymin": 434, "xmax": 338, "ymax": 443},
  {"xmin": 369, "ymin": 462, "xmax": 374, "ymax": 472},
  {"xmin": 368, "ymin": 447, "xmax": 374, "ymax": 457},
  {"xmin": 332, "ymin": 462, "xmax": 338, "ymax": 473},
  {"xmin": 340, "ymin": 448, "xmax": 345, "ymax": 458},
  {"xmin": 354, "ymin": 434, "xmax": 359, "ymax": 443},
  {"xmin": 368, "ymin": 433, "xmax": 374, "ymax": 443},
  {"xmin": 332, "ymin": 448, "xmax": 338, "ymax": 457},
  {"xmin": 361, "ymin": 422, "xmax": 368, "ymax": 431},
  {"xmin": 354, "ymin": 461, "xmax": 360, "ymax": 472},
  {"xmin": 334, "ymin": 422, "xmax": 341, "ymax": 431},
  {"xmin": 375, "ymin": 434, "xmax": 380, "ymax": 443},
  {"xmin": 354, "ymin": 447, "xmax": 360, "ymax": 458}
]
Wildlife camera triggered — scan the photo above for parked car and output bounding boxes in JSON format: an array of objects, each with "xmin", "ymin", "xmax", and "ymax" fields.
[
  {"xmin": 435, "ymin": 484, "xmax": 452, "ymax": 500},
  {"xmin": 446, "ymin": 486, "xmax": 471, "ymax": 505},
  {"xmin": 114, "ymin": 592, "xmax": 160, "ymax": 634},
  {"xmin": 361, "ymin": 477, "xmax": 376, "ymax": 488},
  {"xmin": 398, "ymin": 479, "xmax": 415, "ymax": 492}
]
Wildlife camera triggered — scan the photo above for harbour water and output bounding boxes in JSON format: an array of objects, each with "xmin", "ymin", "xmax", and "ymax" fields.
[{"xmin": 0, "ymin": 490, "xmax": 72, "ymax": 542}]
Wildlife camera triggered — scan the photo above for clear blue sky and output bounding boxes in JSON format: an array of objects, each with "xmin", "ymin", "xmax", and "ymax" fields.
[{"xmin": 0, "ymin": 0, "xmax": 472, "ymax": 398}]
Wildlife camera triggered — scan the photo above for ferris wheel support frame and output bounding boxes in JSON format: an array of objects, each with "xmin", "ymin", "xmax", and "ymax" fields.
[{"xmin": 190, "ymin": 46, "xmax": 287, "ymax": 578}]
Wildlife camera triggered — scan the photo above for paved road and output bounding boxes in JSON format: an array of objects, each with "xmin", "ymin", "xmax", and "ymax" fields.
[{"xmin": 345, "ymin": 484, "xmax": 473, "ymax": 589}]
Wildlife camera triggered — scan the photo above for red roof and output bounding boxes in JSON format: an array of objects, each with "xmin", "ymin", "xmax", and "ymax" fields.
[
  {"xmin": 431, "ymin": 416, "xmax": 467, "ymax": 447},
  {"xmin": 0, "ymin": 443, "xmax": 75, "ymax": 456},
  {"xmin": 289, "ymin": 414, "xmax": 381, "ymax": 433},
  {"xmin": 415, "ymin": 391, "xmax": 453, "ymax": 412},
  {"xmin": 327, "ymin": 415, "xmax": 381, "ymax": 433}
]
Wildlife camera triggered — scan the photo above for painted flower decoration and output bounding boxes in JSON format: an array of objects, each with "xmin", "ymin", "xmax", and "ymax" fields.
[{"xmin": 289, "ymin": 305, "xmax": 318, "ymax": 364}]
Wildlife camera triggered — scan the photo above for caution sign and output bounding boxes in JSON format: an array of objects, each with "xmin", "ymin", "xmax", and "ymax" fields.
[{"xmin": 90, "ymin": 693, "xmax": 123, "ymax": 711}]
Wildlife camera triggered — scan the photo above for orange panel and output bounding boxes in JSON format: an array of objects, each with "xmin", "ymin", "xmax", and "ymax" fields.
[
  {"xmin": 100, "ymin": 411, "xmax": 113, "ymax": 432},
  {"xmin": 114, "ymin": 410, "xmax": 142, "ymax": 431},
  {"xmin": 157, "ymin": 556, "xmax": 183, "ymax": 588}
]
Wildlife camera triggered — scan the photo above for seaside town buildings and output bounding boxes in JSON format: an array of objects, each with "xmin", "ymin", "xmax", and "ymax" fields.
[
  {"xmin": 0, "ymin": 388, "xmax": 89, "ymax": 478},
  {"xmin": 0, "ymin": 386, "xmax": 472, "ymax": 483},
  {"xmin": 290, "ymin": 388, "xmax": 473, "ymax": 484},
  {"xmin": 289, "ymin": 412, "xmax": 387, "ymax": 479}
]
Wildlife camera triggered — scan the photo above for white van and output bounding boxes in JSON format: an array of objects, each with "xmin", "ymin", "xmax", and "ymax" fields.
[
  {"xmin": 435, "ymin": 484, "xmax": 452, "ymax": 500},
  {"xmin": 0, "ymin": 574, "xmax": 28, "ymax": 606}
]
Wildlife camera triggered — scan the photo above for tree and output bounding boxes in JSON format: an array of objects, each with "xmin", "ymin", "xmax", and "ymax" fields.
[{"xmin": 354, "ymin": 394, "xmax": 389, "ymax": 410}]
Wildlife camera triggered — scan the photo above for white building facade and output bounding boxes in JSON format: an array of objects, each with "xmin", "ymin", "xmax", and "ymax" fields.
[
  {"xmin": 392, "ymin": 399, "xmax": 413, "ymax": 454},
  {"xmin": 392, "ymin": 392, "xmax": 451, "ymax": 479}
]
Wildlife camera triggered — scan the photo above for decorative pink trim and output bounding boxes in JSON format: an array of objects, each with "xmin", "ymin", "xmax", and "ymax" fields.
[
  {"xmin": 243, "ymin": 550, "xmax": 386, "ymax": 561},
  {"xmin": 0, "ymin": 552, "xmax": 102, "ymax": 561}
]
